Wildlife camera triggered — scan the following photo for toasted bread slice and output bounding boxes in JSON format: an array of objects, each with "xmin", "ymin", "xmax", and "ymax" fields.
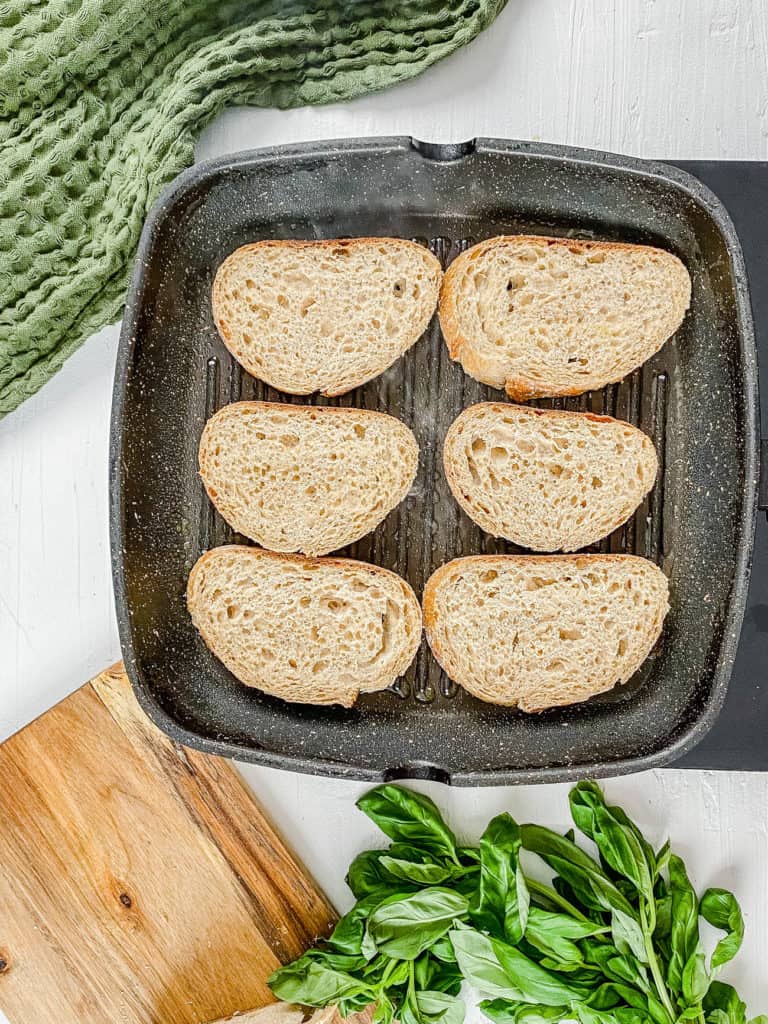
[
  {"xmin": 423, "ymin": 555, "xmax": 669, "ymax": 711},
  {"xmin": 438, "ymin": 235, "xmax": 691, "ymax": 400},
  {"xmin": 212, "ymin": 238, "xmax": 441, "ymax": 396},
  {"xmin": 443, "ymin": 403, "xmax": 657, "ymax": 551},
  {"xmin": 199, "ymin": 402, "xmax": 419, "ymax": 556},
  {"xmin": 187, "ymin": 546, "xmax": 421, "ymax": 707}
]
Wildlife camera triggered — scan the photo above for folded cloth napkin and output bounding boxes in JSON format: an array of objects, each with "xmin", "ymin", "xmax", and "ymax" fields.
[{"xmin": 0, "ymin": 0, "xmax": 506, "ymax": 416}]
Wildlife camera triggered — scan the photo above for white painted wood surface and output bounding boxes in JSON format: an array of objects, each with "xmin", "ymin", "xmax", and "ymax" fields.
[{"xmin": 1, "ymin": 1, "xmax": 767, "ymax": 1018}]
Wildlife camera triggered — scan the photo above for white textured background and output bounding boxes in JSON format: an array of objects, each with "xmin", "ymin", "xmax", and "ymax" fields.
[{"xmin": 1, "ymin": 1, "xmax": 767, "ymax": 1018}]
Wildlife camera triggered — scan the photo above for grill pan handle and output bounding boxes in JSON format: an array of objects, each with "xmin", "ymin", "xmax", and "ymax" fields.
[{"xmin": 760, "ymin": 440, "xmax": 768, "ymax": 516}]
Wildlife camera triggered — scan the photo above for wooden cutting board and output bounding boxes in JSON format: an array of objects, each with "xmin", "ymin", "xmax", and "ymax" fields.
[{"xmin": 0, "ymin": 664, "xmax": 335, "ymax": 1024}]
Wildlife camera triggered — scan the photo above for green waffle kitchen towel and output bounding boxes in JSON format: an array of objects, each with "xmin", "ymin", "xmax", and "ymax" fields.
[{"xmin": 0, "ymin": 0, "xmax": 506, "ymax": 416}]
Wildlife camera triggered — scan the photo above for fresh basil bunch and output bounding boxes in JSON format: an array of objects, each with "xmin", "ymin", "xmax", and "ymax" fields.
[{"xmin": 268, "ymin": 782, "xmax": 764, "ymax": 1024}]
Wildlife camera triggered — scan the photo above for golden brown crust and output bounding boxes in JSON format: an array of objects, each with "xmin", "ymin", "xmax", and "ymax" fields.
[{"xmin": 439, "ymin": 234, "xmax": 689, "ymax": 400}]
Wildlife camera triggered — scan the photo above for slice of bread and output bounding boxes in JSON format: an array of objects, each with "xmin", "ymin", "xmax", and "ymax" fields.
[
  {"xmin": 199, "ymin": 402, "xmax": 419, "ymax": 556},
  {"xmin": 443, "ymin": 403, "xmax": 657, "ymax": 551},
  {"xmin": 187, "ymin": 546, "xmax": 422, "ymax": 707},
  {"xmin": 212, "ymin": 238, "xmax": 441, "ymax": 396},
  {"xmin": 438, "ymin": 235, "xmax": 691, "ymax": 400},
  {"xmin": 423, "ymin": 554, "xmax": 669, "ymax": 711}
]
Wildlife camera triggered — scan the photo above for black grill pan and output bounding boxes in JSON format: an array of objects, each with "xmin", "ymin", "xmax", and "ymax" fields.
[{"xmin": 110, "ymin": 137, "xmax": 758, "ymax": 784}]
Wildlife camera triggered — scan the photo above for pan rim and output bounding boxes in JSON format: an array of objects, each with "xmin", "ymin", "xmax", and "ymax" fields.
[{"xmin": 109, "ymin": 135, "xmax": 759, "ymax": 785}]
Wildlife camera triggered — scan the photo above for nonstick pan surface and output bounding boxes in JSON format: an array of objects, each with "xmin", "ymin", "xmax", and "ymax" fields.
[{"xmin": 110, "ymin": 137, "xmax": 757, "ymax": 783}]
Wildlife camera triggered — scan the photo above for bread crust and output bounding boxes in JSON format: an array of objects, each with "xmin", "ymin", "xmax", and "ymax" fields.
[{"xmin": 438, "ymin": 235, "xmax": 691, "ymax": 400}]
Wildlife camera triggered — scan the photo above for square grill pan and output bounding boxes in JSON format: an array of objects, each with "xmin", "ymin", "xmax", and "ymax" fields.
[{"xmin": 110, "ymin": 137, "xmax": 758, "ymax": 784}]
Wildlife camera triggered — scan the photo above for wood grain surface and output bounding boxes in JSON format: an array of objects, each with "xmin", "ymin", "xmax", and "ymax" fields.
[{"xmin": 0, "ymin": 664, "xmax": 335, "ymax": 1024}]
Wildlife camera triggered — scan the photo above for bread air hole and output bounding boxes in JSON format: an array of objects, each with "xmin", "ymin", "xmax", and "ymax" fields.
[
  {"xmin": 393, "ymin": 280, "xmax": 405, "ymax": 297},
  {"xmin": 617, "ymin": 639, "xmax": 628, "ymax": 656},
  {"xmin": 527, "ymin": 576, "xmax": 556, "ymax": 590},
  {"xmin": 354, "ymin": 424, "xmax": 366, "ymax": 439}
]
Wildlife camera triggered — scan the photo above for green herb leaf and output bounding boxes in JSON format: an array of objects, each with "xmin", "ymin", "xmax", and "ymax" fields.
[
  {"xmin": 381, "ymin": 857, "xmax": 459, "ymax": 886},
  {"xmin": 415, "ymin": 990, "xmax": 466, "ymax": 1024},
  {"xmin": 653, "ymin": 896, "xmax": 672, "ymax": 942},
  {"xmin": 704, "ymin": 982, "xmax": 747, "ymax": 1024},
  {"xmin": 347, "ymin": 849, "xmax": 412, "ymax": 899},
  {"xmin": 450, "ymin": 928, "xmax": 524, "ymax": 1000},
  {"xmin": 357, "ymin": 786, "xmax": 459, "ymax": 863},
  {"xmin": 667, "ymin": 854, "xmax": 700, "ymax": 995},
  {"xmin": 367, "ymin": 889, "xmax": 468, "ymax": 960},
  {"xmin": 700, "ymin": 888, "xmax": 744, "ymax": 972},
  {"xmin": 479, "ymin": 999, "xmax": 567, "ymax": 1024},
  {"xmin": 570, "ymin": 783, "xmax": 654, "ymax": 899},
  {"xmin": 450, "ymin": 928, "xmax": 588, "ymax": 1006},
  {"xmin": 523, "ymin": 906, "xmax": 607, "ymax": 966},
  {"xmin": 573, "ymin": 1003, "xmax": 651, "ymax": 1024},
  {"xmin": 268, "ymin": 956, "xmax": 373, "ymax": 1006},
  {"xmin": 681, "ymin": 942, "xmax": 709, "ymax": 1004},
  {"xmin": 521, "ymin": 824, "xmax": 636, "ymax": 918},
  {"xmin": 585, "ymin": 981, "xmax": 649, "ymax": 1010},
  {"xmin": 611, "ymin": 908, "xmax": 648, "ymax": 964},
  {"xmin": 329, "ymin": 894, "xmax": 386, "ymax": 955},
  {"xmin": 472, "ymin": 813, "xmax": 530, "ymax": 944}
]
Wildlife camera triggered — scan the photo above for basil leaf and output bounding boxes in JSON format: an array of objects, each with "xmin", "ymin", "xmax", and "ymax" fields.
[
  {"xmin": 681, "ymin": 942, "xmax": 709, "ymax": 1004},
  {"xmin": 357, "ymin": 786, "xmax": 459, "ymax": 863},
  {"xmin": 654, "ymin": 895, "xmax": 672, "ymax": 942},
  {"xmin": 367, "ymin": 889, "xmax": 468, "ymax": 960},
  {"xmin": 472, "ymin": 813, "xmax": 530, "ymax": 944},
  {"xmin": 704, "ymin": 982, "xmax": 747, "ymax": 1024},
  {"xmin": 524, "ymin": 907, "xmax": 606, "ymax": 966},
  {"xmin": 570, "ymin": 783, "xmax": 653, "ymax": 898},
  {"xmin": 479, "ymin": 999, "xmax": 567, "ymax": 1024},
  {"xmin": 415, "ymin": 990, "xmax": 466, "ymax": 1024},
  {"xmin": 521, "ymin": 824, "xmax": 637, "ymax": 918},
  {"xmin": 586, "ymin": 982, "xmax": 649, "ymax": 1010},
  {"xmin": 373, "ymin": 995, "xmax": 396, "ymax": 1024},
  {"xmin": 348, "ymin": 849, "xmax": 411, "ymax": 899},
  {"xmin": 268, "ymin": 956, "xmax": 373, "ymax": 1006},
  {"xmin": 581, "ymin": 938, "xmax": 651, "ymax": 993},
  {"xmin": 450, "ymin": 928, "xmax": 524, "ymax": 1000},
  {"xmin": 655, "ymin": 840, "xmax": 671, "ymax": 878},
  {"xmin": 329, "ymin": 894, "xmax": 384, "ymax": 955},
  {"xmin": 574, "ymin": 1004, "xmax": 651, "ymax": 1024},
  {"xmin": 422, "ymin": 956, "xmax": 463, "ymax": 996},
  {"xmin": 700, "ymin": 888, "xmax": 744, "ymax": 972},
  {"xmin": 667, "ymin": 854, "xmax": 700, "ymax": 995},
  {"xmin": 431, "ymin": 934, "xmax": 458, "ymax": 962},
  {"xmin": 550, "ymin": 875, "xmax": 607, "ymax": 923},
  {"xmin": 451, "ymin": 927, "xmax": 588, "ymax": 1007},
  {"xmin": 611, "ymin": 907, "xmax": 648, "ymax": 964},
  {"xmin": 381, "ymin": 857, "xmax": 459, "ymax": 886}
]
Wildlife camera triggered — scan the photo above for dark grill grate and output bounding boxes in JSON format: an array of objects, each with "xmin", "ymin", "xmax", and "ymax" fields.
[{"xmin": 198, "ymin": 235, "xmax": 670, "ymax": 705}]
